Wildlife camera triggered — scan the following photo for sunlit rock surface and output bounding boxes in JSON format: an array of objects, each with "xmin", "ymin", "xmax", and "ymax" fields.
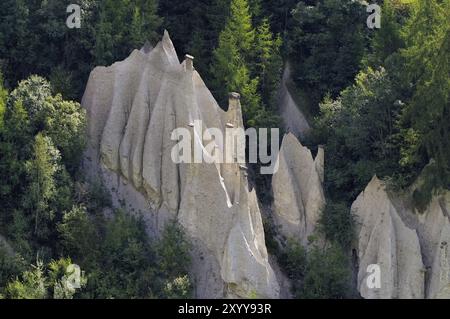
[
  {"xmin": 271, "ymin": 133, "xmax": 325, "ymax": 245},
  {"xmin": 82, "ymin": 31, "xmax": 279, "ymax": 298},
  {"xmin": 353, "ymin": 176, "xmax": 450, "ymax": 299}
]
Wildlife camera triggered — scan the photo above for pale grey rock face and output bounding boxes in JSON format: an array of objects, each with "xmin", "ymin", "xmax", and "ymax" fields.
[
  {"xmin": 82, "ymin": 31, "xmax": 280, "ymax": 299},
  {"xmin": 277, "ymin": 62, "xmax": 311, "ymax": 139},
  {"xmin": 271, "ymin": 133, "xmax": 325, "ymax": 245},
  {"xmin": 352, "ymin": 176, "xmax": 424, "ymax": 299},
  {"xmin": 415, "ymin": 193, "xmax": 450, "ymax": 298},
  {"xmin": 353, "ymin": 176, "xmax": 450, "ymax": 299},
  {"xmin": 0, "ymin": 234, "xmax": 14, "ymax": 255}
]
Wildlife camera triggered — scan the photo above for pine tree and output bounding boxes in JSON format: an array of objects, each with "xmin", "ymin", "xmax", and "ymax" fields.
[
  {"xmin": 254, "ymin": 18, "xmax": 283, "ymax": 107},
  {"xmin": 210, "ymin": 0, "xmax": 281, "ymax": 128},
  {"xmin": 210, "ymin": 0, "xmax": 262, "ymax": 123},
  {"xmin": 211, "ymin": 29, "xmax": 243, "ymax": 100},
  {"xmin": 190, "ymin": 1, "xmax": 229, "ymax": 77},
  {"xmin": 226, "ymin": 0, "xmax": 255, "ymax": 58}
]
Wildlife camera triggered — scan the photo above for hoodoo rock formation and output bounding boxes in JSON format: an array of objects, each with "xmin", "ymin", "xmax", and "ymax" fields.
[
  {"xmin": 352, "ymin": 176, "xmax": 450, "ymax": 299},
  {"xmin": 82, "ymin": 31, "xmax": 280, "ymax": 298},
  {"xmin": 352, "ymin": 176, "xmax": 424, "ymax": 299},
  {"xmin": 272, "ymin": 133, "xmax": 325, "ymax": 245},
  {"xmin": 79, "ymin": 30, "xmax": 449, "ymax": 300},
  {"xmin": 277, "ymin": 63, "xmax": 311, "ymax": 139}
]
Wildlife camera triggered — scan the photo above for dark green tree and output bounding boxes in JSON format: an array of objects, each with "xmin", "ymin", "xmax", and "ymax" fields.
[
  {"xmin": 95, "ymin": 0, "xmax": 162, "ymax": 66},
  {"xmin": 57, "ymin": 205, "xmax": 98, "ymax": 266},
  {"xmin": 260, "ymin": 0, "xmax": 297, "ymax": 40},
  {"xmin": 288, "ymin": 0, "xmax": 366, "ymax": 106},
  {"xmin": 211, "ymin": 0, "xmax": 281, "ymax": 128},
  {"xmin": 3, "ymin": 258, "xmax": 86, "ymax": 299},
  {"xmin": 399, "ymin": 0, "xmax": 450, "ymax": 198},
  {"xmin": 0, "ymin": 0, "xmax": 29, "ymax": 88},
  {"xmin": 315, "ymin": 67, "xmax": 403, "ymax": 203},
  {"xmin": 366, "ymin": 0, "xmax": 407, "ymax": 68},
  {"xmin": 299, "ymin": 244, "xmax": 352, "ymax": 299}
]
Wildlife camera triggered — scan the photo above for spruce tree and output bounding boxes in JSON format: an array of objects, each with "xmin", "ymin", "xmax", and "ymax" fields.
[
  {"xmin": 226, "ymin": 0, "xmax": 255, "ymax": 58},
  {"xmin": 254, "ymin": 18, "xmax": 283, "ymax": 107},
  {"xmin": 211, "ymin": 0, "xmax": 281, "ymax": 128}
]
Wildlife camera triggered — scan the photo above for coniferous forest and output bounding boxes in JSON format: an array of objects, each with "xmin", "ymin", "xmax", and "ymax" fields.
[{"xmin": 0, "ymin": 0, "xmax": 449, "ymax": 300}]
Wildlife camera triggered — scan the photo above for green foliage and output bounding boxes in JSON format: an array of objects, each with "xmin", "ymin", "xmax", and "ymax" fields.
[
  {"xmin": 210, "ymin": 0, "xmax": 282, "ymax": 128},
  {"xmin": 0, "ymin": 0, "xmax": 94, "ymax": 98},
  {"xmin": 315, "ymin": 67, "xmax": 404, "ymax": 203},
  {"xmin": 261, "ymin": 214, "xmax": 281, "ymax": 256},
  {"xmin": 75, "ymin": 213, "xmax": 192, "ymax": 299},
  {"xmin": 0, "ymin": 99, "xmax": 30, "ymax": 215},
  {"xmin": 1, "ymin": 0, "xmax": 447, "ymax": 301},
  {"xmin": 95, "ymin": 0, "xmax": 162, "ymax": 66},
  {"xmin": 41, "ymin": 94, "xmax": 86, "ymax": 173},
  {"xmin": 0, "ymin": 76, "xmax": 193, "ymax": 299},
  {"xmin": 299, "ymin": 245, "xmax": 352, "ymax": 299},
  {"xmin": 226, "ymin": 0, "xmax": 255, "ymax": 57},
  {"xmin": 0, "ymin": 0, "xmax": 162, "ymax": 98},
  {"xmin": 157, "ymin": 222, "xmax": 191, "ymax": 279},
  {"xmin": 85, "ymin": 180, "xmax": 113, "ymax": 211},
  {"xmin": 3, "ymin": 260, "xmax": 48, "ymax": 299},
  {"xmin": 0, "ymin": 244, "xmax": 26, "ymax": 296},
  {"xmin": 276, "ymin": 239, "xmax": 351, "ymax": 298},
  {"xmin": 366, "ymin": 0, "xmax": 408, "ymax": 68},
  {"xmin": 57, "ymin": 206, "xmax": 98, "ymax": 266},
  {"xmin": 86, "ymin": 210, "xmax": 157, "ymax": 298},
  {"xmin": 7, "ymin": 76, "xmax": 86, "ymax": 173},
  {"xmin": 279, "ymin": 238, "xmax": 306, "ymax": 294},
  {"xmin": 163, "ymin": 275, "xmax": 192, "ymax": 299},
  {"xmin": 8, "ymin": 75, "xmax": 52, "ymax": 126},
  {"xmin": 318, "ymin": 202, "xmax": 354, "ymax": 250},
  {"xmin": 210, "ymin": 0, "xmax": 256, "ymax": 104},
  {"xmin": 0, "ymin": 73, "xmax": 6, "ymax": 129},
  {"xmin": 3, "ymin": 258, "xmax": 86, "ymax": 299},
  {"xmin": 0, "ymin": 0, "xmax": 29, "ymax": 88},
  {"xmin": 254, "ymin": 19, "xmax": 284, "ymax": 109},
  {"xmin": 399, "ymin": 0, "xmax": 450, "ymax": 194},
  {"xmin": 288, "ymin": 0, "xmax": 367, "ymax": 106},
  {"xmin": 411, "ymin": 161, "xmax": 444, "ymax": 213},
  {"xmin": 159, "ymin": 0, "xmax": 230, "ymax": 78},
  {"xmin": 313, "ymin": 0, "xmax": 449, "ymax": 211},
  {"xmin": 47, "ymin": 258, "xmax": 87, "ymax": 299},
  {"xmin": 260, "ymin": 0, "xmax": 297, "ymax": 39},
  {"xmin": 24, "ymin": 134, "xmax": 61, "ymax": 238}
]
